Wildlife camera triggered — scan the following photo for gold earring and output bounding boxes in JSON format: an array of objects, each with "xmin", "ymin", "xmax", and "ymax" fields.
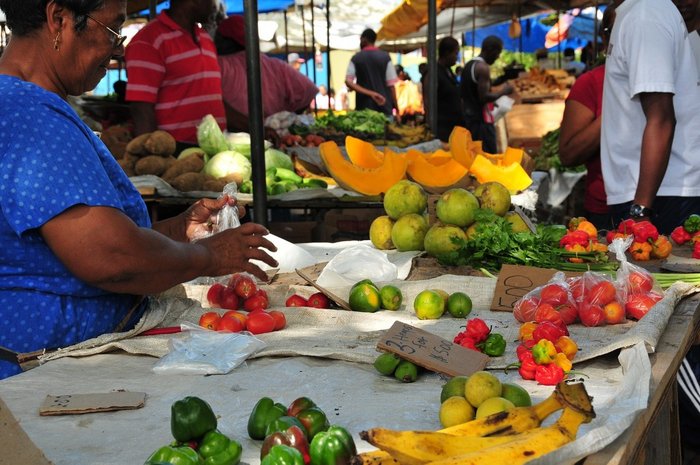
[{"xmin": 54, "ymin": 31, "xmax": 61, "ymax": 51}]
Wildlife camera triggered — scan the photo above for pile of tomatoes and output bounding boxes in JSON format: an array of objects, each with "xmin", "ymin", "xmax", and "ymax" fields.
[
  {"xmin": 514, "ymin": 268, "xmax": 663, "ymax": 328},
  {"xmin": 200, "ymin": 273, "xmax": 286, "ymax": 335}
]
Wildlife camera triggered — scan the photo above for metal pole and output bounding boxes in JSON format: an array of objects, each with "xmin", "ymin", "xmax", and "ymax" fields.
[
  {"xmin": 243, "ymin": 0, "xmax": 268, "ymax": 226},
  {"xmin": 326, "ymin": 0, "xmax": 331, "ymax": 109},
  {"xmin": 300, "ymin": 6, "xmax": 309, "ymax": 76},
  {"xmin": 556, "ymin": 10, "xmax": 561, "ymax": 69},
  {"xmin": 284, "ymin": 9, "xmax": 289, "ymax": 59},
  {"xmin": 149, "ymin": 0, "xmax": 156, "ymax": 19},
  {"xmin": 427, "ymin": 0, "xmax": 438, "ymax": 135},
  {"xmin": 471, "ymin": 0, "xmax": 476, "ymax": 56},
  {"xmin": 311, "ymin": 0, "xmax": 318, "ymax": 87},
  {"xmin": 593, "ymin": 0, "xmax": 599, "ymax": 60}
]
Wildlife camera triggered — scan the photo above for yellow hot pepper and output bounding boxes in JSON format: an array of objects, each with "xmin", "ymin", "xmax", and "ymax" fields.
[
  {"xmin": 518, "ymin": 322, "xmax": 537, "ymax": 342},
  {"xmin": 553, "ymin": 352, "xmax": 572, "ymax": 372},
  {"xmin": 554, "ymin": 336, "xmax": 578, "ymax": 361},
  {"xmin": 531, "ymin": 339, "xmax": 557, "ymax": 365}
]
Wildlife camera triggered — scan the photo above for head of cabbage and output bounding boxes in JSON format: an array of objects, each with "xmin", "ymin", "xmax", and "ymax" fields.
[
  {"xmin": 202, "ymin": 150, "xmax": 252, "ymax": 186},
  {"xmin": 197, "ymin": 114, "xmax": 229, "ymax": 156}
]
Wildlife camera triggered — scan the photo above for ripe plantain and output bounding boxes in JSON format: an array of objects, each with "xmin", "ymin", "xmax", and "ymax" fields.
[
  {"xmin": 423, "ymin": 406, "xmax": 595, "ymax": 465},
  {"xmin": 360, "ymin": 429, "xmax": 516, "ymax": 465}
]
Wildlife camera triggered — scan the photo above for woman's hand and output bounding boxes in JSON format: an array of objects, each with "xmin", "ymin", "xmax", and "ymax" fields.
[
  {"xmin": 198, "ymin": 223, "xmax": 278, "ymax": 282},
  {"xmin": 183, "ymin": 194, "xmax": 244, "ymax": 242}
]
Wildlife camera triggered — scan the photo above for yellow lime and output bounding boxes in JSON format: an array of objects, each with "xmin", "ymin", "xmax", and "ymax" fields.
[
  {"xmin": 447, "ymin": 292, "xmax": 473, "ymax": 318},
  {"xmin": 464, "ymin": 371, "xmax": 502, "ymax": 408},
  {"xmin": 440, "ymin": 375, "xmax": 469, "ymax": 403},
  {"xmin": 413, "ymin": 290, "xmax": 446, "ymax": 320},
  {"xmin": 439, "ymin": 396, "xmax": 475, "ymax": 428},
  {"xmin": 349, "ymin": 283, "xmax": 381, "ymax": 313},
  {"xmin": 475, "ymin": 397, "xmax": 515, "ymax": 419},
  {"xmin": 432, "ymin": 289, "xmax": 450, "ymax": 305},
  {"xmin": 379, "ymin": 285, "xmax": 403, "ymax": 310},
  {"xmin": 501, "ymin": 383, "xmax": 532, "ymax": 407}
]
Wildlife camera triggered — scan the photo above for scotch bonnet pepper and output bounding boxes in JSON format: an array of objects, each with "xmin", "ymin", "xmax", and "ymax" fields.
[
  {"xmin": 261, "ymin": 445, "xmax": 305, "ymax": 465},
  {"xmin": 309, "ymin": 425, "xmax": 357, "ymax": 465},
  {"xmin": 199, "ymin": 430, "xmax": 242, "ymax": 465},
  {"xmin": 684, "ymin": 214, "xmax": 700, "ymax": 234},
  {"xmin": 248, "ymin": 397, "xmax": 287, "ymax": 440},
  {"xmin": 481, "ymin": 333, "xmax": 506, "ymax": 357},
  {"xmin": 531, "ymin": 339, "xmax": 557, "ymax": 365},
  {"xmin": 144, "ymin": 445, "xmax": 202, "ymax": 465},
  {"xmin": 171, "ymin": 396, "xmax": 218, "ymax": 443},
  {"xmin": 535, "ymin": 363, "xmax": 565, "ymax": 385}
]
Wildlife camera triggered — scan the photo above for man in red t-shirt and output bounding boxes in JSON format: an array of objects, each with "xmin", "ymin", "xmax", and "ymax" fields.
[
  {"xmin": 125, "ymin": 0, "xmax": 225, "ymax": 146},
  {"xmin": 558, "ymin": 6, "xmax": 616, "ymax": 230}
]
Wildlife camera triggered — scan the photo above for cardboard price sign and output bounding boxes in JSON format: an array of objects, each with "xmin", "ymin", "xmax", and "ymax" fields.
[
  {"xmin": 490, "ymin": 264, "xmax": 581, "ymax": 312},
  {"xmin": 376, "ymin": 321, "xmax": 489, "ymax": 377}
]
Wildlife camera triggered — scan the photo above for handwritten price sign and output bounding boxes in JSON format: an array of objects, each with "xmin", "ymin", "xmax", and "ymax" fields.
[
  {"xmin": 490, "ymin": 264, "xmax": 582, "ymax": 312},
  {"xmin": 376, "ymin": 321, "xmax": 489, "ymax": 377}
]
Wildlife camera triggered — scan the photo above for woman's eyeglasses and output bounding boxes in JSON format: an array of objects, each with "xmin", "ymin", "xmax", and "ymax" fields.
[{"xmin": 87, "ymin": 14, "xmax": 126, "ymax": 48}]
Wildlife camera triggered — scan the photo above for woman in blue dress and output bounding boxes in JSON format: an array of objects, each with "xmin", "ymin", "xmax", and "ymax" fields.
[{"xmin": 0, "ymin": 0, "xmax": 277, "ymax": 379}]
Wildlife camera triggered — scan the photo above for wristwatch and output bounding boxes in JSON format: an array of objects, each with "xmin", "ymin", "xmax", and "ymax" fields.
[{"xmin": 629, "ymin": 203, "xmax": 653, "ymax": 219}]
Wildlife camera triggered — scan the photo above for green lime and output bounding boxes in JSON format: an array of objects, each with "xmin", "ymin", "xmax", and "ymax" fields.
[
  {"xmin": 440, "ymin": 375, "xmax": 469, "ymax": 403},
  {"xmin": 413, "ymin": 290, "xmax": 446, "ymax": 320},
  {"xmin": 501, "ymin": 383, "xmax": 532, "ymax": 407},
  {"xmin": 373, "ymin": 352, "xmax": 402, "ymax": 376},
  {"xmin": 432, "ymin": 289, "xmax": 450, "ymax": 305},
  {"xmin": 351, "ymin": 279, "xmax": 377, "ymax": 291},
  {"xmin": 349, "ymin": 283, "xmax": 381, "ymax": 313},
  {"xmin": 379, "ymin": 285, "xmax": 403, "ymax": 310},
  {"xmin": 447, "ymin": 292, "xmax": 473, "ymax": 318}
]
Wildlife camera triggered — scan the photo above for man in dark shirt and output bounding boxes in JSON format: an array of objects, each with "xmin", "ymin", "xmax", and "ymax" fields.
[
  {"xmin": 460, "ymin": 35, "xmax": 513, "ymax": 153},
  {"xmin": 345, "ymin": 28, "xmax": 399, "ymax": 117},
  {"xmin": 423, "ymin": 37, "xmax": 465, "ymax": 142}
]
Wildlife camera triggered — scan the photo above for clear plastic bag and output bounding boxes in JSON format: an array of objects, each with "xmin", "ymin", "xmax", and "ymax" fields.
[
  {"xmin": 513, "ymin": 272, "xmax": 577, "ymax": 326},
  {"xmin": 192, "ymin": 183, "xmax": 240, "ymax": 243},
  {"xmin": 152, "ymin": 322, "xmax": 266, "ymax": 375}
]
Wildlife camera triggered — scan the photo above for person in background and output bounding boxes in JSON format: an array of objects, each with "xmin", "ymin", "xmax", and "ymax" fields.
[
  {"xmin": 288, "ymin": 52, "xmax": 305, "ymax": 72},
  {"xmin": 534, "ymin": 47, "xmax": 555, "ymax": 70},
  {"xmin": 394, "ymin": 64, "xmax": 423, "ymax": 121},
  {"xmin": 460, "ymin": 35, "xmax": 513, "ymax": 153},
  {"xmin": 204, "ymin": 0, "xmax": 226, "ymax": 38},
  {"xmin": 423, "ymin": 37, "xmax": 464, "ymax": 142},
  {"xmin": 558, "ymin": 5, "xmax": 616, "ymax": 231},
  {"xmin": 334, "ymin": 84, "xmax": 349, "ymax": 111},
  {"xmin": 125, "ymin": 0, "xmax": 224, "ymax": 150},
  {"xmin": 311, "ymin": 84, "xmax": 333, "ymax": 110},
  {"xmin": 454, "ymin": 65, "xmax": 463, "ymax": 83},
  {"xmin": 580, "ymin": 40, "xmax": 595, "ymax": 69},
  {"xmin": 215, "ymin": 15, "xmax": 317, "ymax": 131},
  {"xmin": 0, "ymin": 0, "xmax": 277, "ymax": 380},
  {"xmin": 562, "ymin": 47, "xmax": 586, "ymax": 76},
  {"xmin": 345, "ymin": 28, "xmax": 399, "ymax": 118},
  {"xmin": 601, "ymin": 0, "xmax": 700, "ymax": 235}
]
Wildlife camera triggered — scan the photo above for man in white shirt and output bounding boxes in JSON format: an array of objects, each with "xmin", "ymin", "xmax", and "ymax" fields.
[{"xmin": 600, "ymin": 0, "xmax": 700, "ymax": 235}]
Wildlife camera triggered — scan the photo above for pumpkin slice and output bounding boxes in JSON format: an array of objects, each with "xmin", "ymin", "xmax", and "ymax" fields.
[
  {"xmin": 406, "ymin": 151, "xmax": 471, "ymax": 194},
  {"xmin": 426, "ymin": 149, "xmax": 454, "ymax": 166},
  {"xmin": 319, "ymin": 141, "xmax": 407, "ymax": 196},
  {"xmin": 345, "ymin": 135, "xmax": 383, "ymax": 168},
  {"xmin": 469, "ymin": 154, "xmax": 533, "ymax": 193},
  {"xmin": 503, "ymin": 147, "xmax": 525, "ymax": 166},
  {"xmin": 448, "ymin": 126, "xmax": 476, "ymax": 169}
]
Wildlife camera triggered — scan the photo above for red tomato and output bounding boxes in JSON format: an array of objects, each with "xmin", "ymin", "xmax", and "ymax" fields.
[
  {"xmin": 286, "ymin": 294, "xmax": 308, "ymax": 307},
  {"xmin": 513, "ymin": 297, "xmax": 540, "ymax": 323},
  {"xmin": 585, "ymin": 281, "xmax": 616, "ymax": 306},
  {"xmin": 216, "ymin": 316, "xmax": 244, "ymax": 332},
  {"xmin": 627, "ymin": 271, "xmax": 654, "ymax": 295},
  {"xmin": 231, "ymin": 274, "xmax": 257, "ymax": 299},
  {"xmin": 534, "ymin": 303, "xmax": 565, "ymax": 327},
  {"xmin": 219, "ymin": 287, "xmax": 240, "ymax": 310},
  {"xmin": 246, "ymin": 311, "xmax": 276, "ymax": 334},
  {"xmin": 556, "ymin": 303, "xmax": 579, "ymax": 325},
  {"xmin": 198, "ymin": 311, "xmax": 221, "ymax": 330},
  {"xmin": 243, "ymin": 289, "xmax": 270, "ymax": 312},
  {"xmin": 268, "ymin": 310, "xmax": 287, "ymax": 330},
  {"xmin": 539, "ymin": 284, "xmax": 569, "ymax": 307},
  {"xmin": 603, "ymin": 301, "xmax": 626, "ymax": 325},
  {"xmin": 307, "ymin": 292, "xmax": 330, "ymax": 309},
  {"xmin": 222, "ymin": 310, "xmax": 247, "ymax": 327},
  {"xmin": 206, "ymin": 283, "xmax": 226, "ymax": 307},
  {"xmin": 579, "ymin": 303, "xmax": 605, "ymax": 327},
  {"xmin": 625, "ymin": 294, "xmax": 660, "ymax": 320},
  {"xmin": 568, "ymin": 277, "xmax": 585, "ymax": 303}
]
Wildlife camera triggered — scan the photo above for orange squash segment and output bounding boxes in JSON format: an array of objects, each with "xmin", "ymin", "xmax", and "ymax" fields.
[
  {"xmin": 345, "ymin": 135, "xmax": 384, "ymax": 168},
  {"xmin": 469, "ymin": 154, "xmax": 532, "ymax": 193},
  {"xmin": 406, "ymin": 153, "xmax": 469, "ymax": 189},
  {"xmin": 448, "ymin": 126, "xmax": 476, "ymax": 169}
]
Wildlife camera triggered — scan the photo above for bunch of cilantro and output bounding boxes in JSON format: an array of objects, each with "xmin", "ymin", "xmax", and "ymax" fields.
[{"xmin": 438, "ymin": 209, "xmax": 614, "ymax": 272}]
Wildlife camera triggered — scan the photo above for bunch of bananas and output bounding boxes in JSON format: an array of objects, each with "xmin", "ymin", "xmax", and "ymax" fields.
[
  {"xmin": 353, "ymin": 381, "xmax": 595, "ymax": 465},
  {"xmin": 379, "ymin": 124, "xmax": 431, "ymax": 148}
]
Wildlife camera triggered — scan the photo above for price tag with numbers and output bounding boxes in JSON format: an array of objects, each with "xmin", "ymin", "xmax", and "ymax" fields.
[
  {"xmin": 490, "ymin": 264, "xmax": 581, "ymax": 312},
  {"xmin": 376, "ymin": 321, "xmax": 489, "ymax": 377}
]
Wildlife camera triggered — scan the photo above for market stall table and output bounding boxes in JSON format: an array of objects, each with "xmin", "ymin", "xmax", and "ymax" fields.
[
  {"xmin": 0, "ymin": 287, "xmax": 698, "ymax": 465},
  {"xmin": 505, "ymin": 101, "xmax": 565, "ymax": 152}
]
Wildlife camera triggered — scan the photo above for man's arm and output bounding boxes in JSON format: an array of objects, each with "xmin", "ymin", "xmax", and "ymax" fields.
[
  {"xmin": 635, "ymin": 92, "xmax": 676, "ymax": 208},
  {"xmin": 475, "ymin": 62, "xmax": 513, "ymax": 104},
  {"xmin": 129, "ymin": 102, "xmax": 158, "ymax": 136},
  {"xmin": 559, "ymin": 100, "xmax": 601, "ymax": 166},
  {"xmin": 345, "ymin": 77, "xmax": 386, "ymax": 106}
]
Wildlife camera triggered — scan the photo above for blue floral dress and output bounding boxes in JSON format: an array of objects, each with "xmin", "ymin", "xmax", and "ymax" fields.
[{"xmin": 0, "ymin": 76, "xmax": 151, "ymax": 379}]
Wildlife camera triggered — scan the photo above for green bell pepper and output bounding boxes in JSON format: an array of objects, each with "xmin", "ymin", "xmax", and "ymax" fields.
[
  {"xmin": 296, "ymin": 407, "xmax": 329, "ymax": 441},
  {"xmin": 171, "ymin": 397, "xmax": 218, "ymax": 443},
  {"xmin": 144, "ymin": 445, "xmax": 202, "ymax": 465},
  {"xmin": 265, "ymin": 416, "xmax": 308, "ymax": 438},
  {"xmin": 309, "ymin": 425, "xmax": 357, "ymax": 465},
  {"xmin": 198, "ymin": 430, "xmax": 242, "ymax": 465},
  {"xmin": 248, "ymin": 397, "xmax": 287, "ymax": 440},
  {"xmin": 261, "ymin": 445, "xmax": 304, "ymax": 465},
  {"xmin": 481, "ymin": 333, "xmax": 506, "ymax": 357},
  {"xmin": 287, "ymin": 397, "xmax": 317, "ymax": 417},
  {"xmin": 685, "ymin": 214, "xmax": 700, "ymax": 234},
  {"xmin": 261, "ymin": 426, "xmax": 310, "ymax": 464}
]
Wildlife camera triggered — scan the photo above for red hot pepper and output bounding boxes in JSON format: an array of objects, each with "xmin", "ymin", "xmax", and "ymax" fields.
[
  {"xmin": 532, "ymin": 321, "xmax": 567, "ymax": 344},
  {"xmin": 465, "ymin": 318, "xmax": 490, "ymax": 343},
  {"xmin": 535, "ymin": 363, "xmax": 565, "ymax": 385},
  {"xmin": 671, "ymin": 226, "xmax": 692, "ymax": 245},
  {"xmin": 693, "ymin": 242, "xmax": 700, "ymax": 260},
  {"xmin": 631, "ymin": 221, "xmax": 659, "ymax": 243},
  {"xmin": 518, "ymin": 351, "xmax": 537, "ymax": 381},
  {"xmin": 618, "ymin": 219, "xmax": 636, "ymax": 235},
  {"xmin": 559, "ymin": 230, "xmax": 590, "ymax": 248}
]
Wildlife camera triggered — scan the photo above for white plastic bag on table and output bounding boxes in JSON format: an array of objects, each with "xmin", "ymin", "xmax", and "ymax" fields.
[
  {"xmin": 609, "ymin": 236, "xmax": 664, "ymax": 321},
  {"xmin": 316, "ymin": 244, "xmax": 398, "ymax": 288},
  {"xmin": 152, "ymin": 322, "xmax": 266, "ymax": 375},
  {"xmin": 513, "ymin": 271, "xmax": 578, "ymax": 325}
]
